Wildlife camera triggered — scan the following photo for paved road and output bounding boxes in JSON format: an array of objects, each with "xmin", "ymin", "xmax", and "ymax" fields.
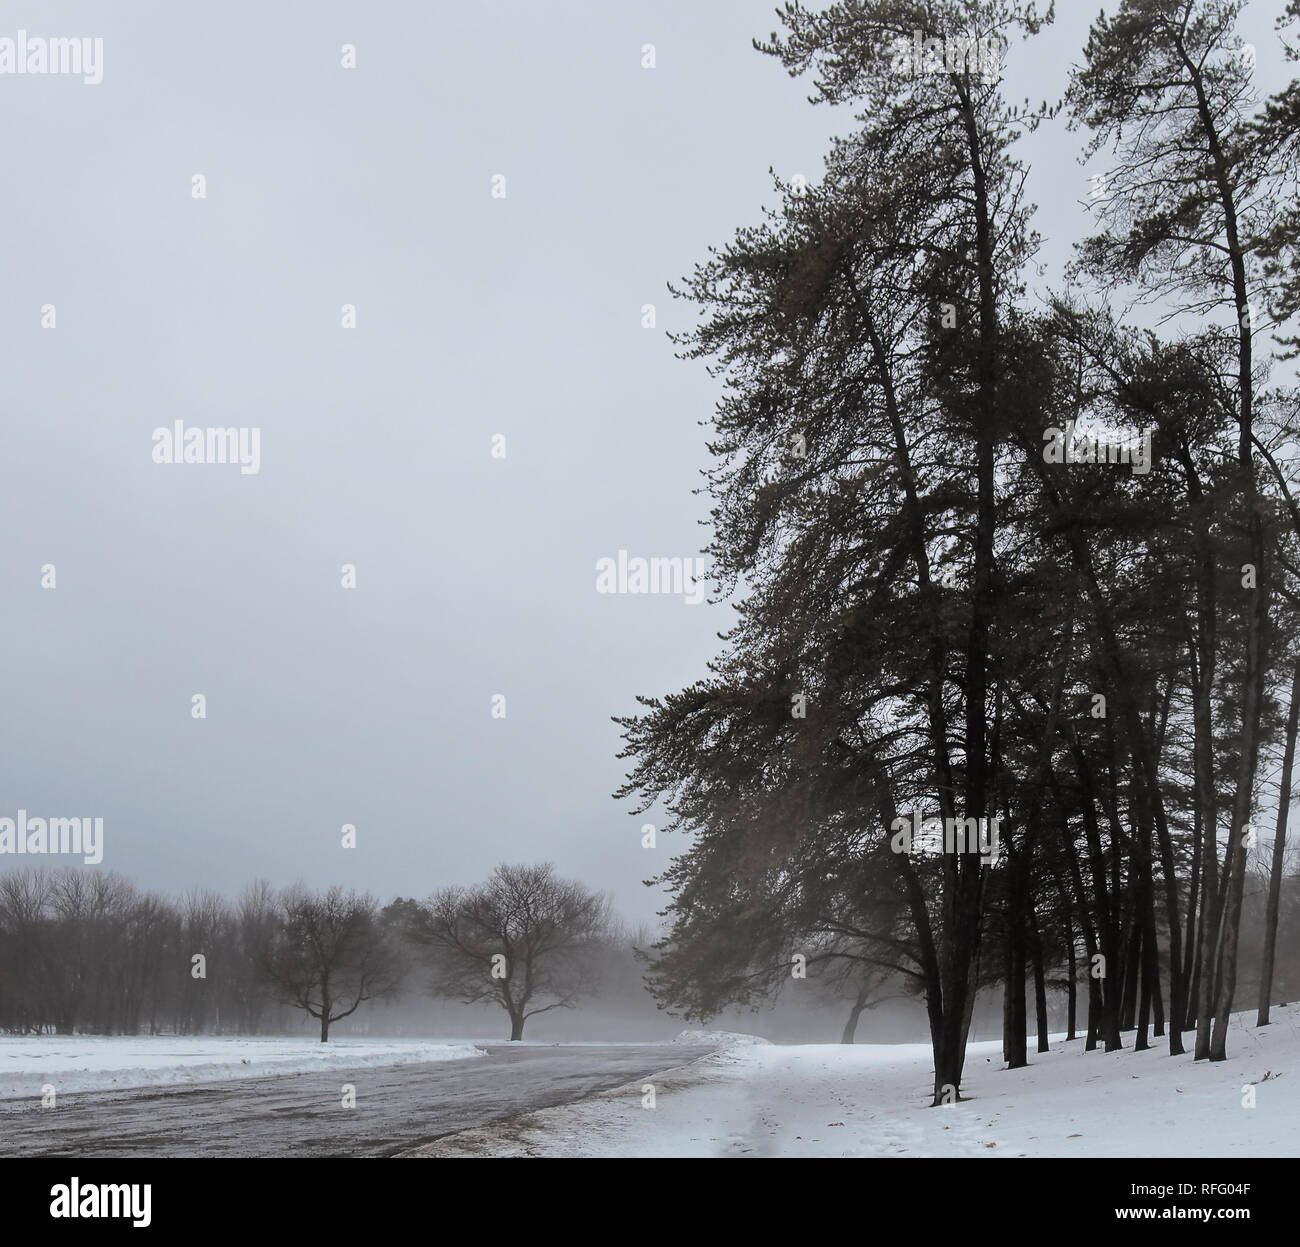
[{"xmin": 0, "ymin": 1044, "xmax": 714, "ymax": 1158}]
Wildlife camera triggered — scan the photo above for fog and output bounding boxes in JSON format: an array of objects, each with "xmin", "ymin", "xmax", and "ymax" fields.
[{"xmin": 1, "ymin": 0, "xmax": 1295, "ymax": 1046}]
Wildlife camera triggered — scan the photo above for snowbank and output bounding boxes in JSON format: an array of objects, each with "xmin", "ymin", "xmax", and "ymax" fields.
[
  {"xmin": 0, "ymin": 1035, "xmax": 485, "ymax": 1099},
  {"xmin": 672, "ymin": 1029, "xmax": 770, "ymax": 1047},
  {"xmin": 404, "ymin": 1007, "xmax": 1300, "ymax": 1158}
]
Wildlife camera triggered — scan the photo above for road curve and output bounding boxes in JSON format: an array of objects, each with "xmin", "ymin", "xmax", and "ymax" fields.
[{"xmin": 0, "ymin": 1043, "xmax": 716, "ymax": 1158}]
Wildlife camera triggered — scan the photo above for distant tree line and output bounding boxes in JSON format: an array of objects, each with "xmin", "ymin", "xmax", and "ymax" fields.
[{"xmin": 0, "ymin": 863, "xmax": 615, "ymax": 1042}]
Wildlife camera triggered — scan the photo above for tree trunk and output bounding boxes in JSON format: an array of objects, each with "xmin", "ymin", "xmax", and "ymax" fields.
[
  {"xmin": 932, "ymin": 1030, "xmax": 964, "ymax": 1105},
  {"xmin": 1030, "ymin": 916, "xmax": 1050, "ymax": 1055},
  {"xmin": 1121, "ymin": 918, "xmax": 1142, "ymax": 1033},
  {"xmin": 509, "ymin": 1012, "xmax": 525, "ymax": 1041},
  {"xmin": 1065, "ymin": 914, "xmax": 1077, "ymax": 1042},
  {"xmin": 938, "ymin": 78, "xmax": 1001, "ymax": 1108},
  {"xmin": 1182, "ymin": 789, "xmax": 1203, "ymax": 1033},
  {"xmin": 1057, "ymin": 808, "xmax": 1101, "ymax": 1049},
  {"xmin": 1258, "ymin": 658, "xmax": 1300, "ymax": 1025},
  {"xmin": 1003, "ymin": 869, "xmax": 1028, "ymax": 1069},
  {"xmin": 1134, "ymin": 923, "xmax": 1152, "ymax": 1052},
  {"xmin": 959, "ymin": 938, "xmax": 981, "ymax": 1057},
  {"xmin": 1148, "ymin": 771, "xmax": 1182, "ymax": 1050},
  {"xmin": 1195, "ymin": 849, "xmax": 1227, "ymax": 1059},
  {"xmin": 1139, "ymin": 882, "xmax": 1161, "ymax": 1048},
  {"xmin": 1062, "ymin": 715, "xmax": 1123, "ymax": 1052},
  {"xmin": 1207, "ymin": 95, "xmax": 1262, "ymax": 1058},
  {"xmin": 841, "ymin": 983, "xmax": 870, "ymax": 1044},
  {"xmin": 1210, "ymin": 503, "xmax": 1267, "ymax": 1061},
  {"xmin": 1188, "ymin": 548, "xmax": 1219, "ymax": 1046},
  {"xmin": 1152, "ymin": 952, "xmax": 1165, "ymax": 1038}
]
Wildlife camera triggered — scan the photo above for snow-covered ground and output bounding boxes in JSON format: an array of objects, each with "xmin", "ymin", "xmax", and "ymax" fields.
[
  {"xmin": 0, "ymin": 1035, "xmax": 484, "ymax": 1099},
  {"xmin": 405, "ymin": 1008, "xmax": 1300, "ymax": 1158}
]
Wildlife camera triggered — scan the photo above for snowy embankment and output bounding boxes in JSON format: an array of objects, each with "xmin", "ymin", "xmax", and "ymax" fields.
[
  {"xmin": 403, "ymin": 1009, "xmax": 1299, "ymax": 1158},
  {"xmin": 0, "ymin": 1035, "xmax": 485, "ymax": 1099}
]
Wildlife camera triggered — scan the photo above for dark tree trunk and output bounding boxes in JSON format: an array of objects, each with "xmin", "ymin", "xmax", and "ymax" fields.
[
  {"xmin": 1208, "ymin": 89, "xmax": 1263, "ymax": 1058},
  {"xmin": 1174, "ymin": 362, "xmax": 1220, "ymax": 1053},
  {"xmin": 1065, "ymin": 919, "xmax": 1077, "ymax": 1042},
  {"xmin": 1030, "ymin": 905, "xmax": 1050, "ymax": 1054},
  {"xmin": 1259, "ymin": 658, "xmax": 1300, "ymax": 1025},
  {"xmin": 1121, "ymin": 918, "xmax": 1142, "ymax": 1032},
  {"xmin": 1058, "ymin": 810, "xmax": 1100, "ymax": 1049},
  {"xmin": 1187, "ymin": 945, "xmax": 1203, "ymax": 1036},
  {"xmin": 940, "ymin": 75, "xmax": 1001, "ymax": 1107},
  {"xmin": 842, "ymin": 983, "xmax": 873, "ymax": 1045},
  {"xmin": 959, "ymin": 939, "xmax": 982, "ymax": 1058},
  {"xmin": 932, "ymin": 1030, "xmax": 964, "ymax": 1105},
  {"xmin": 1196, "ymin": 856, "xmax": 1227, "ymax": 1059},
  {"xmin": 1148, "ymin": 771, "xmax": 1182, "ymax": 1050},
  {"xmin": 1134, "ymin": 924, "xmax": 1152, "ymax": 1053},
  {"xmin": 1182, "ymin": 791, "xmax": 1203, "ymax": 1033},
  {"xmin": 1211, "ymin": 508, "xmax": 1266, "ymax": 1062},
  {"xmin": 1152, "ymin": 953, "xmax": 1165, "ymax": 1038},
  {"xmin": 1046, "ymin": 850, "xmax": 1080, "ymax": 1044},
  {"xmin": 1003, "ymin": 870, "xmax": 1028, "ymax": 1069},
  {"xmin": 1140, "ymin": 883, "xmax": 1161, "ymax": 1048}
]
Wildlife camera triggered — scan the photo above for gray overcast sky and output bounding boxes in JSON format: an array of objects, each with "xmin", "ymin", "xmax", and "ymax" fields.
[{"xmin": 1, "ymin": 0, "xmax": 1292, "ymax": 925}]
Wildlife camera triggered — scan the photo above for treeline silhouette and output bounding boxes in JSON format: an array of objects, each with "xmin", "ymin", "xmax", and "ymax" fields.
[{"xmin": 0, "ymin": 864, "xmax": 621, "ymax": 1041}]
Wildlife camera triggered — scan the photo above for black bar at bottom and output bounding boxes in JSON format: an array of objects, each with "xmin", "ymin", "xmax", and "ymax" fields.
[{"xmin": 5, "ymin": 1157, "xmax": 1288, "ymax": 1234}]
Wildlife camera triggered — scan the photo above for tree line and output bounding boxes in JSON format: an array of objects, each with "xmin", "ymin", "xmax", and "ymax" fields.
[
  {"xmin": 0, "ymin": 863, "xmax": 614, "ymax": 1042},
  {"xmin": 616, "ymin": 0, "xmax": 1300, "ymax": 1103}
]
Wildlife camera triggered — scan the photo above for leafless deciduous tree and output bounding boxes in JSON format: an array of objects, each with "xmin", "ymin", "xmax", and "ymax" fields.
[
  {"xmin": 415, "ymin": 863, "xmax": 612, "ymax": 1040},
  {"xmin": 262, "ymin": 886, "xmax": 406, "ymax": 1042}
]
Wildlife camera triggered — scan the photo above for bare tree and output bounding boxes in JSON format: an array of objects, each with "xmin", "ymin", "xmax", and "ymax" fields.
[
  {"xmin": 415, "ymin": 863, "xmax": 612, "ymax": 1040},
  {"xmin": 233, "ymin": 880, "xmax": 281, "ymax": 1034},
  {"xmin": 176, "ymin": 888, "xmax": 232, "ymax": 1034},
  {"xmin": 45, "ymin": 871, "xmax": 138, "ymax": 1035},
  {"xmin": 0, "ymin": 869, "xmax": 55, "ymax": 1034},
  {"xmin": 262, "ymin": 886, "xmax": 406, "ymax": 1042},
  {"xmin": 812, "ymin": 959, "xmax": 911, "ymax": 1046}
]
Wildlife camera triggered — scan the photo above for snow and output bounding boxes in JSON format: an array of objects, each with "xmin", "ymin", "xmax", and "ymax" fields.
[
  {"xmin": 0, "ymin": 1034, "xmax": 484, "ymax": 1099},
  {"xmin": 671, "ymin": 1029, "xmax": 771, "ymax": 1047},
  {"xmin": 404, "ymin": 1007, "xmax": 1300, "ymax": 1158}
]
